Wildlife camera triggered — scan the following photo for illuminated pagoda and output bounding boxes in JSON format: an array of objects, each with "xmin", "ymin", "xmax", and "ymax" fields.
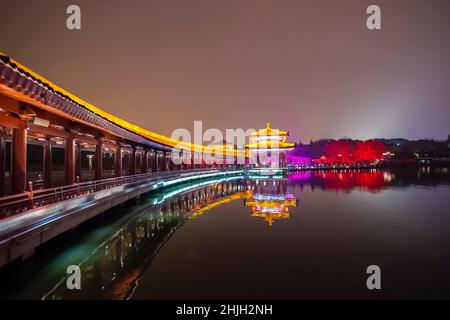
[
  {"xmin": 246, "ymin": 122, "xmax": 296, "ymax": 168},
  {"xmin": 244, "ymin": 190, "xmax": 298, "ymax": 227}
]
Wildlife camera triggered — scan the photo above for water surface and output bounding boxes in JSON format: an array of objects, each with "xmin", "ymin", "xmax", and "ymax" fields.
[{"xmin": 1, "ymin": 167, "xmax": 449, "ymax": 299}]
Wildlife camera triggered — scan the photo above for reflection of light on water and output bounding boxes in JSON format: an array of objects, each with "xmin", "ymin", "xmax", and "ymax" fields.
[
  {"xmin": 192, "ymin": 192, "xmax": 247, "ymax": 217},
  {"xmin": 383, "ymin": 172, "xmax": 394, "ymax": 183},
  {"xmin": 245, "ymin": 187, "xmax": 299, "ymax": 227},
  {"xmin": 248, "ymin": 175, "xmax": 284, "ymax": 179},
  {"xmin": 288, "ymin": 172, "xmax": 312, "ymax": 181},
  {"xmin": 253, "ymin": 193, "xmax": 295, "ymax": 201},
  {"xmin": 254, "ymin": 204, "xmax": 287, "ymax": 214}
]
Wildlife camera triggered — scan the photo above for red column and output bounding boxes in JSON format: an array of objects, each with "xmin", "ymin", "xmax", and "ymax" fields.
[
  {"xmin": 65, "ymin": 134, "xmax": 75, "ymax": 185},
  {"xmin": 115, "ymin": 145, "xmax": 122, "ymax": 177},
  {"xmin": 149, "ymin": 150, "xmax": 155, "ymax": 172},
  {"xmin": 165, "ymin": 152, "xmax": 171, "ymax": 171},
  {"xmin": 138, "ymin": 152, "xmax": 143, "ymax": 173},
  {"xmin": 162, "ymin": 152, "xmax": 166, "ymax": 171},
  {"xmin": 153, "ymin": 152, "xmax": 157, "ymax": 172},
  {"xmin": 0, "ymin": 134, "xmax": 6, "ymax": 196},
  {"xmin": 166, "ymin": 152, "xmax": 172, "ymax": 171},
  {"xmin": 130, "ymin": 147, "xmax": 136, "ymax": 175},
  {"xmin": 159, "ymin": 152, "xmax": 164, "ymax": 171},
  {"xmin": 12, "ymin": 127, "xmax": 27, "ymax": 194},
  {"xmin": 75, "ymin": 143, "xmax": 81, "ymax": 182},
  {"xmin": 95, "ymin": 143, "xmax": 103, "ymax": 180},
  {"xmin": 152, "ymin": 151, "xmax": 157, "ymax": 172},
  {"xmin": 142, "ymin": 150, "xmax": 148, "ymax": 173},
  {"xmin": 155, "ymin": 151, "xmax": 159, "ymax": 172},
  {"xmin": 44, "ymin": 139, "xmax": 52, "ymax": 188}
]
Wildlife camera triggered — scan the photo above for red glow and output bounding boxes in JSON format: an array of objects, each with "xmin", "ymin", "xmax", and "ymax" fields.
[
  {"xmin": 316, "ymin": 171, "xmax": 387, "ymax": 191},
  {"xmin": 320, "ymin": 139, "xmax": 387, "ymax": 164},
  {"xmin": 324, "ymin": 140, "xmax": 352, "ymax": 163},
  {"xmin": 352, "ymin": 140, "xmax": 387, "ymax": 163},
  {"xmin": 288, "ymin": 170, "xmax": 389, "ymax": 192}
]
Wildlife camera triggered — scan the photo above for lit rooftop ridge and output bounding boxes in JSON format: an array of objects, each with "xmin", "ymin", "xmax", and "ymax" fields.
[
  {"xmin": 250, "ymin": 122, "xmax": 289, "ymax": 137},
  {"xmin": 246, "ymin": 122, "xmax": 296, "ymax": 150},
  {"xmin": 0, "ymin": 51, "xmax": 242, "ymax": 157}
]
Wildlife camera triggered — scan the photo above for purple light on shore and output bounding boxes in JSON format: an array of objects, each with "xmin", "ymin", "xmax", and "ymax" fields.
[
  {"xmin": 288, "ymin": 172, "xmax": 312, "ymax": 181},
  {"xmin": 286, "ymin": 154, "xmax": 311, "ymax": 164}
]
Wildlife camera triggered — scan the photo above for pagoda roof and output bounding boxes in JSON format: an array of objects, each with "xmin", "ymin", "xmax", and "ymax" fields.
[{"xmin": 251, "ymin": 122, "xmax": 289, "ymax": 136}]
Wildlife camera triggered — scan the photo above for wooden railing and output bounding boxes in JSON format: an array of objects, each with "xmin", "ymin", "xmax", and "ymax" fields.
[{"xmin": 0, "ymin": 168, "xmax": 221, "ymax": 219}]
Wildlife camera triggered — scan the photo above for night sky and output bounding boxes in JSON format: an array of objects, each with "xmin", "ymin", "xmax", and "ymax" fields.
[{"xmin": 1, "ymin": 0, "xmax": 449, "ymax": 142}]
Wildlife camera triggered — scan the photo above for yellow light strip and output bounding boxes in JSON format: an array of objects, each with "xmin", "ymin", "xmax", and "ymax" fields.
[
  {"xmin": 191, "ymin": 192, "xmax": 247, "ymax": 217},
  {"xmin": 245, "ymin": 200, "xmax": 297, "ymax": 208},
  {"xmin": 0, "ymin": 51, "xmax": 242, "ymax": 156},
  {"xmin": 245, "ymin": 142, "xmax": 296, "ymax": 148}
]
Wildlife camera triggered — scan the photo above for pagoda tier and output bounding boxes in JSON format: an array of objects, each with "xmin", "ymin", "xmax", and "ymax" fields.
[
  {"xmin": 246, "ymin": 122, "xmax": 295, "ymax": 150},
  {"xmin": 245, "ymin": 122, "xmax": 296, "ymax": 167}
]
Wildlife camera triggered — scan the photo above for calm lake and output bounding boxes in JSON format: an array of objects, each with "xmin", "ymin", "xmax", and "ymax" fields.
[{"xmin": 1, "ymin": 167, "xmax": 450, "ymax": 299}]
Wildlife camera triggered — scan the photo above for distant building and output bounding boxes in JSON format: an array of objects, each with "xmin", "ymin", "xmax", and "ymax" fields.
[{"xmin": 245, "ymin": 122, "xmax": 296, "ymax": 168}]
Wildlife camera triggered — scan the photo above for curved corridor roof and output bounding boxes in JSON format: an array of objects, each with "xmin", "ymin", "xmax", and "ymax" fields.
[{"xmin": 0, "ymin": 51, "xmax": 241, "ymax": 156}]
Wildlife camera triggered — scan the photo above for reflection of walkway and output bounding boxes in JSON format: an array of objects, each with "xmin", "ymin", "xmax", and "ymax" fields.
[
  {"xmin": 192, "ymin": 192, "xmax": 247, "ymax": 217},
  {"xmin": 39, "ymin": 177, "xmax": 246, "ymax": 300}
]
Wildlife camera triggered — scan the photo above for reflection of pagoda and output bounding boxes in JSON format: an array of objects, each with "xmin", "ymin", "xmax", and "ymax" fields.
[
  {"xmin": 244, "ymin": 179, "xmax": 298, "ymax": 226},
  {"xmin": 246, "ymin": 122, "xmax": 296, "ymax": 168}
]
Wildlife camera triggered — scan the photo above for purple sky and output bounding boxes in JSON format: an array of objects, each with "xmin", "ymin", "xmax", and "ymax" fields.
[{"xmin": 1, "ymin": 0, "xmax": 449, "ymax": 142}]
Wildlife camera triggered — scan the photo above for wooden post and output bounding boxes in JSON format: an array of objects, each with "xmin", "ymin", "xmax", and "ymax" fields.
[
  {"xmin": 95, "ymin": 142, "xmax": 103, "ymax": 180},
  {"xmin": 115, "ymin": 145, "xmax": 122, "ymax": 177},
  {"xmin": 0, "ymin": 134, "xmax": 6, "ymax": 196},
  {"xmin": 142, "ymin": 150, "xmax": 148, "ymax": 174},
  {"xmin": 155, "ymin": 151, "xmax": 160, "ymax": 172},
  {"xmin": 165, "ymin": 152, "xmax": 170, "ymax": 171},
  {"xmin": 75, "ymin": 143, "xmax": 81, "ymax": 182},
  {"xmin": 150, "ymin": 150, "xmax": 156, "ymax": 172},
  {"xmin": 130, "ymin": 147, "xmax": 136, "ymax": 175},
  {"xmin": 166, "ymin": 152, "xmax": 172, "ymax": 171},
  {"xmin": 12, "ymin": 127, "xmax": 27, "ymax": 194},
  {"xmin": 43, "ymin": 139, "xmax": 52, "ymax": 188},
  {"xmin": 65, "ymin": 134, "xmax": 75, "ymax": 185}
]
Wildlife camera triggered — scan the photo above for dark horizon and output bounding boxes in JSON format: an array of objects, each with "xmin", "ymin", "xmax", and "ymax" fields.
[{"xmin": 1, "ymin": 0, "xmax": 449, "ymax": 142}]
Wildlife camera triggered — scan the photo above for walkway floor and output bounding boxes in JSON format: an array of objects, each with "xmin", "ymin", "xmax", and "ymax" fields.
[{"xmin": 0, "ymin": 169, "xmax": 235, "ymax": 243}]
